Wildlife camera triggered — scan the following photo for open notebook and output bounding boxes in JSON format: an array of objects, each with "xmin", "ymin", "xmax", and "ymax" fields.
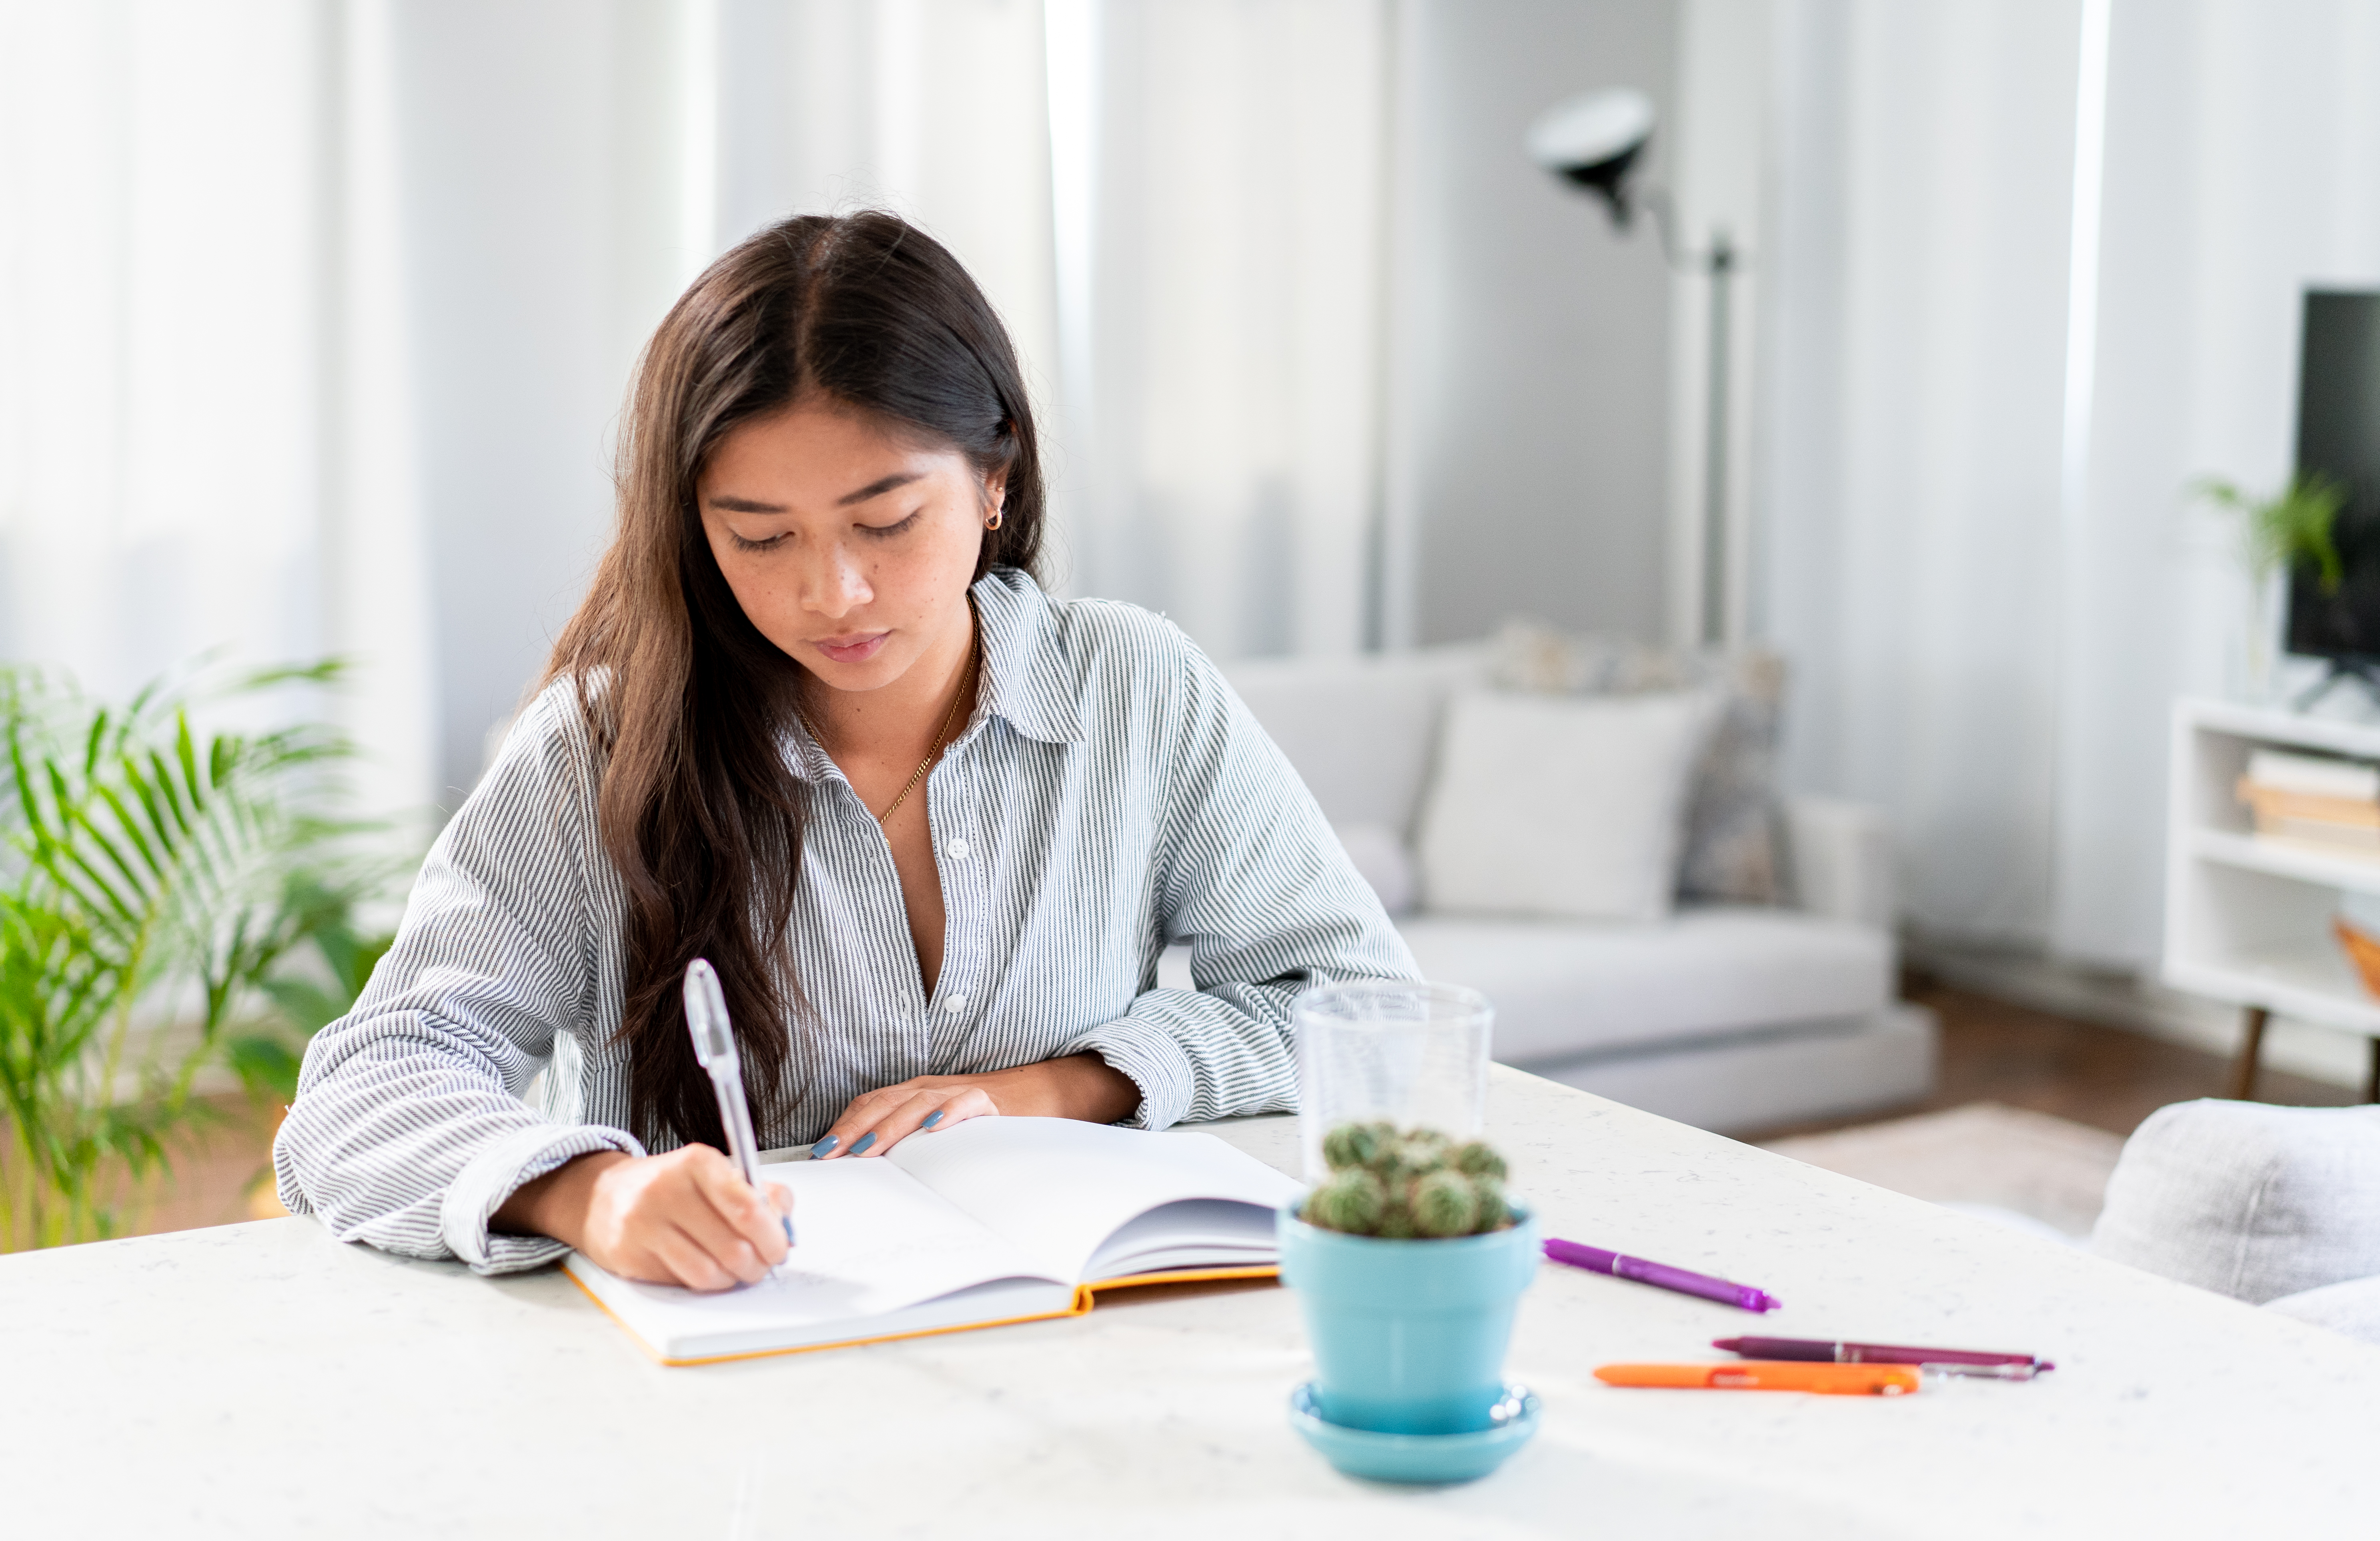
[{"xmin": 561, "ymin": 1117, "xmax": 1303, "ymax": 1365}]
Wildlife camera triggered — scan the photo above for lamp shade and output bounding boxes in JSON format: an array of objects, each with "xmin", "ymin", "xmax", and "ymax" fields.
[{"xmin": 1526, "ymin": 88, "xmax": 1655, "ymax": 224}]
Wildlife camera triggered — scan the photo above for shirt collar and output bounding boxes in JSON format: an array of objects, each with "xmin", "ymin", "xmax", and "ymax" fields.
[
  {"xmin": 970, "ymin": 567, "xmax": 1084, "ymax": 746},
  {"xmin": 782, "ymin": 567, "xmax": 1080, "ymax": 781}
]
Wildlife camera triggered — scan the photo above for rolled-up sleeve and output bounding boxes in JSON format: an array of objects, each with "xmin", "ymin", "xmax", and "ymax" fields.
[
  {"xmin": 273, "ymin": 688, "xmax": 641, "ymax": 1275},
  {"xmin": 1065, "ymin": 636, "xmax": 1418, "ymax": 1129}
]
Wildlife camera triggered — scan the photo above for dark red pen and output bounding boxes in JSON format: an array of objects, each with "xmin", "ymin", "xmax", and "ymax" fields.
[{"xmin": 1714, "ymin": 1335, "xmax": 2053, "ymax": 1377}]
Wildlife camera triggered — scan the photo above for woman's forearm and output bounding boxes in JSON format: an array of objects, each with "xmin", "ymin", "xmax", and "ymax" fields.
[
  {"xmin": 1000, "ymin": 1051, "xmax": 1141, "ymax": 1123},
  {"xmin": 493, "ymin": 1149, "xmax": 630, "ymax": 1244}
]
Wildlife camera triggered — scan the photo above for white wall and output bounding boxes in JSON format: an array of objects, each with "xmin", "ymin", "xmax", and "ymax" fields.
[{"xmin": 1395, "ymin": 0, "xmax": 1679, "ymax": 647}]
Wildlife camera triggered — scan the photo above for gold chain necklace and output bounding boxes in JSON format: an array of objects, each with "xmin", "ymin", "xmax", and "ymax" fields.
[{"xmin": 795, "ymin": 627, "xmax": 980, "ymax": 824}]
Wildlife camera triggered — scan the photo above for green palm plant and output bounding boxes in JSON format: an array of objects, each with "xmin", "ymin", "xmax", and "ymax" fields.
[
  {"xmin": 2194, "ymin": 472, "xmax": 2350, "ymax": 591},
  {"xmin": 0, "ymin": 661, "xmax": 390, "ymax": 1249},
  {"xmin": 227, "ymin": 878, "xmax": 396, "ymax": 1105}
]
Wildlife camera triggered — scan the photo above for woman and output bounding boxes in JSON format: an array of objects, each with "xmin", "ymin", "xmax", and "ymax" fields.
[{"xmin": 275, "ymin": 212, "xmax": 1414, "ymax": 1293}]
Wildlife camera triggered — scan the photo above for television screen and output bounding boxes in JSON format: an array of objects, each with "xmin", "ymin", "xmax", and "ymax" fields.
[{"xmin": 2286, "ymin": 289, "xmax": 2380, "ymax": 662}]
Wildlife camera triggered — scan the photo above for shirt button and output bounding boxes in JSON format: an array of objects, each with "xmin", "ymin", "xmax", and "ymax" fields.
[
  {"xmin": 946, "ymin": 838, "xmax": 971, "ymax": 859},
  {"xmin": 946, "ymin": 994, "xmax": 969, "ymax": 1012}
]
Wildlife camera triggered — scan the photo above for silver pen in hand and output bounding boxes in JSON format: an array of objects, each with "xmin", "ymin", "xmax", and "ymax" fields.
[{"xmin": 683, "ymin": 958, "xmax": 795, "ymax": 1249}]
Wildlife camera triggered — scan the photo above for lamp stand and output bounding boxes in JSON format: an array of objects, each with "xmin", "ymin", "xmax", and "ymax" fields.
[{"xmin": 1700, "ymin": 230, "xmax": 1735, "ymax": 648}]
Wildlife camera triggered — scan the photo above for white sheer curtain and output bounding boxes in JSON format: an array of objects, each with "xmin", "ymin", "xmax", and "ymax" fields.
[
  {"xmin": 1757, "ymin": 0, "xmax": 2380, "ymax": 964},
  {"xmin": 2057, "ymin": 0, "xmax": 2380, "ymax": 963},
  {"xmin": 387, "ymin": 0, "xmax": 1060, "ymax": 802},
  {"xmin": 707, "ymin": 0, "xmax": 1060, "ymax": 441},
  {"xmin": 1059, "ymin": 0, "xmax": 1388, "ymax": 659},
  {"xmin": 0, "ymin": 0, "xmax": 436, "ymax": 823},
  {"xmin": 0, "ymin": 0, "xmax": 1060, "ymax": 814},
  {"xmin": 1759, "ymin": 0, "xmax": 2079, "ymax": 951},
  {"xmin": 2, "ymin": 0, "xmax": 1390, "ymax": 822}
]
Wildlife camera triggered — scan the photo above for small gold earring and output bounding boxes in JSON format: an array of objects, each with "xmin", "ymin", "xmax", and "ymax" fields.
[{"xmin": 986, "ymin": 510, "xmax": 1004, "ymax": 530}]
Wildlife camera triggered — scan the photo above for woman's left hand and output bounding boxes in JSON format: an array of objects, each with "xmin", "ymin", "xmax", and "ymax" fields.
[{"xmin": 811, "ymin": 1051, "xmax": 1139, "ymax": 1159}]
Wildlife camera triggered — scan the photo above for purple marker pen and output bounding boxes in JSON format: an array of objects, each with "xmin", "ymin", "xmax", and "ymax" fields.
[
  {"xmin": 1543, "ymin": 1237, "xmax": 1781, "ymax": 1313},
  {"xmin": 1713, "ymin": 1335, "xmax": 2052, "ymax": 1373}
]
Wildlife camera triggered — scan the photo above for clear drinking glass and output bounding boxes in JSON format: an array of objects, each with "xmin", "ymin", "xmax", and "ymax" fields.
[{"xmin": 1294, "ymin": 981, "xmax": 1494, "ymax": 1184}]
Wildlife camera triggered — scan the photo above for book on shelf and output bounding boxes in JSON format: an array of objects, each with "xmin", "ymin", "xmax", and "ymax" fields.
[
  {"xmin": 2238, "ymin": 749, "xmax": 2380, "ymax": 856},
  {"xmin": 2244, "ymin": 748, "xmax": 2380, "ymax": 802},
  {"xmin": 562, "ymin": 1116, "xmax": 1302, "ymax": 1365}
]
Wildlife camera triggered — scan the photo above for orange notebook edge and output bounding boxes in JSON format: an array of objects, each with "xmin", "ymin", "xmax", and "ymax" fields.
[{"xmin": 564, "ymin": 1261, "xmax": 1280, "ymax": 1369}]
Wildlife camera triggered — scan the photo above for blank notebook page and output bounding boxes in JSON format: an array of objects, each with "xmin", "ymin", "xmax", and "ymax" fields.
[
  {"xmin": 589, "ymin": 1157, "xmax": 1050, "ymax": 1344},
  {"xmin": 885, "ymin": 1117, "xmax": 1302, "ymax": 1283}
]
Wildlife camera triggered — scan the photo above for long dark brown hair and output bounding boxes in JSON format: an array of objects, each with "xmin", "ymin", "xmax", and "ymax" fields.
[{"xmin": 545, "ymin": 212, "xmax": 1046, "ymax": 1149}]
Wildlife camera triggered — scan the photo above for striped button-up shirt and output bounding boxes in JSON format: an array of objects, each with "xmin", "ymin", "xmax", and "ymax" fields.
[{"xmin": 274, "ymin": 568, "xmax": 1416, "ymax": 1275}]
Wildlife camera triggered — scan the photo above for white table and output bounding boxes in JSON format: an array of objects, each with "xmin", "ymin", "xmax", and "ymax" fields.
[{"xmin": 4, "ymin": 1068, "xmax": 2370, "ymax": 1538}]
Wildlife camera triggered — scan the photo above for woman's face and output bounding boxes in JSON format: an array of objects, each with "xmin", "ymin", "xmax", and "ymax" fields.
[{"xmin": 696, "ymin": 400, "xmax": 1002, "ymax": 695}]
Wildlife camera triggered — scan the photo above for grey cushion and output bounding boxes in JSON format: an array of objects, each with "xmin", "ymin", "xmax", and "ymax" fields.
[
  {"xmin": 2264, "ymin": 1274, "xmax": 2380, "ymax": 1345},
  {"xmin": 2091, "ymin": 1100, "xmax": 2380, "ymax": 1303}
]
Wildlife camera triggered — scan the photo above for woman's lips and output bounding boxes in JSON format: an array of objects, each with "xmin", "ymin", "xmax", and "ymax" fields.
[{"xmin": 811, "ymin": 631, "xmax": 891, "ymax": 664}]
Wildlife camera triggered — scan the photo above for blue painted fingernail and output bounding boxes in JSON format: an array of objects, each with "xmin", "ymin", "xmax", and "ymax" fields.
[
  {"xmin": 811, "ymin": 1135, "xmax": 839, "ymax": 1158},
  {"xmin": 848, "ymin": 1131, "xmax": 877, "ymax": 1156},
  {"xmin": 922, "ymin": 1110, "xmax": 944, "ymax": 1129}
]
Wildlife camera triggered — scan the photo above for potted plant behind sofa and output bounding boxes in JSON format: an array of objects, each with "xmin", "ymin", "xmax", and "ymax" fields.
[{"xmin": 1280, "ymin": 979, "xmax": 1541, "ymax": 1483}]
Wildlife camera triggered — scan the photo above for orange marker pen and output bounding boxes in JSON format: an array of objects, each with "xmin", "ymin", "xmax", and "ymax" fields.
[{"xmin": 1594, "ymin": 1361, "xmax": 1923, "ymax": 1396}]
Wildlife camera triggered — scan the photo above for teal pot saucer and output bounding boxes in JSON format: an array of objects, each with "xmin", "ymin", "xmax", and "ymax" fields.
[{"xmin": 1287, "ymin": 1380, "xmax": 1540, "ymax": 1485}]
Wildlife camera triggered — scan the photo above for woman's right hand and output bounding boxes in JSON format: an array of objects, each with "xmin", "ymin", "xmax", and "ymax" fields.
[{"xmin": 494, "ymin": 1146, "xmax": 792, "ymax": 1291}]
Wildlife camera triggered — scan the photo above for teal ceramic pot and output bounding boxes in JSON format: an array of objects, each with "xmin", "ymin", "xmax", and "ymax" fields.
[{"xmin": 1276, "ymin": 1202, "xmax": 1540, "ymax": 1435}]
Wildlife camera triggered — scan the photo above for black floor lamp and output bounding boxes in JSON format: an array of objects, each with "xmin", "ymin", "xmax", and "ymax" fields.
[{"xmin": 1527, "ymin": 88, "xmax": 1739, "ymax": 648}]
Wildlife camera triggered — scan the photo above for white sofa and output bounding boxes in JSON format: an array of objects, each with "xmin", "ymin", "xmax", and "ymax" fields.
[{"xmin": 1205, "ymin": 646, "xmax": 1937, "ymax": 1135}]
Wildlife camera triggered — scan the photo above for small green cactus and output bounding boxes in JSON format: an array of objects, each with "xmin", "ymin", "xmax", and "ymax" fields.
[
  {"xmin": 1410, "ymin": 1169, "xmax": 1480, "ymax": 1237},
  {"xmin": 1451, "ymin": 1140, "xmax": 1507, "ymax": 1182},
  {"xmin": 1306, "ymin": 1168, "xmax": 1387, "ymax": 1233},
  {"xmin": 1303, "ymin": 1121, "xmax": 1515, "ymax": 1239},
  {"xmin": 1387, "ymin": 1133, "xmax": 1451, "ymax": 1178},
  {"xmin": 1321, "ymin": 1120, "xmax": 1394, "ymax": 1171}
]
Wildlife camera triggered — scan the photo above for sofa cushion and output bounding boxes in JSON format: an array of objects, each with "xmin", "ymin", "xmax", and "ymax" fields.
[
  {"xmin": 1490, "ymin": 621, "xmax": 1787, "ymax": 905},
  {"xmin": 2091, "ymin": 1100, "xmax": 2380, "ymax": 1304},
  {"xmin": 1416, "ymin": 688, "xmax": 1715, "ymax": 923},
  {"xmin": 1397, "ymin": 905, "xmax": 1893, "ymax": 1063}
]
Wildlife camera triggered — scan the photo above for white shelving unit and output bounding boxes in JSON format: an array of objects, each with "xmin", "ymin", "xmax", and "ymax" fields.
[{"xmin": 2165, "ymin": 697, "xmax": 2380, "ymax": 1099}]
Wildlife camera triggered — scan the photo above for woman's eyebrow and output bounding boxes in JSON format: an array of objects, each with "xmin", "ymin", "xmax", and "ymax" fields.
[
  {"xmin": 837, "ymin": 471, "xmax": 925, "ymax": 506},
  {"xmin": 709, "ymin": 494, "xmax": 786, "ymax": 513}
]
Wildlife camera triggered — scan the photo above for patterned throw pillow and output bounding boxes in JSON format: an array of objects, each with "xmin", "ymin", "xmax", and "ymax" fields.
[{"xmin": 1488, "ymin": 620, "xmax": 1787, "ymax": 904}]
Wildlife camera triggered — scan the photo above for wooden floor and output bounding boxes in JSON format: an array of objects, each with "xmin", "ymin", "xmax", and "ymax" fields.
[
  {"xmin": 1749, "ymin": 971, "xmax": 2369, "ymax": 1143},
  {"xmin": 103, "ymin": 1095, "xmax": 284, "ymax": 1239}
]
